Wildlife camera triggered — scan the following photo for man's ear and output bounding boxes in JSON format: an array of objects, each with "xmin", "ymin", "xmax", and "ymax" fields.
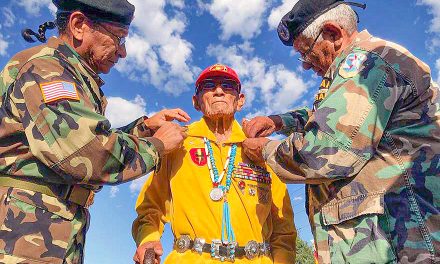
[
  {"xmin": 236, "ymin": 93, "xmax": 246, "ymax": 112},
  {"xmin": 322, "ymin": 22, "xmax": 343, "ymax": 50},
  {"xmin": 69, "ymin": 11, "xmax": 88, "ymax": 41},
  {"xmin": 192, "ymin": 95, "xmax": 201, "ymax": 111}
]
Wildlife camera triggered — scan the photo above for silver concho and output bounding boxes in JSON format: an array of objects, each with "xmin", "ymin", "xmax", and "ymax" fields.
[
  {"xmin": 244, "ymin": 240, "xmax": 259, "ymax": 259},
  {"xmin": 193, "ymin": 238, "xmax": 205, "ymax": 255},
  {"xmin": 210, "ymin": 187, "xmax": 224, "ymax": 201},
  {"xmin": 175, "ymin": 235, "xmax": 191, "ymax": 253}
]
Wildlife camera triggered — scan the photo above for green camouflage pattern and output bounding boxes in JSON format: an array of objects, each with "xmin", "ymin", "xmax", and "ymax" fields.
[
  {"xmin": 0, "ymin": 186, "xmax": 87, "ymax": 264},
  {"xmin": 0, "ymin": 36, "xmax": 159, "ymax": 185},
  {"xmin": 0, "ymin": 37, "xmax": 160, "ymax": 263},
  {"xmin": 264, "ymin": 30, "xmax": 440, "ymax": 263}
]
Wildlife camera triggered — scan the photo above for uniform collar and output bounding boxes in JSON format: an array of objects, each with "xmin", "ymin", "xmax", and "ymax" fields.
[
  {"xmin": 47, "ymin": 37, "xmax": 105, "ymax": 87},
  {"xmin": 187, "ymin": 116, "xmax": 246, "ymax": 144}
]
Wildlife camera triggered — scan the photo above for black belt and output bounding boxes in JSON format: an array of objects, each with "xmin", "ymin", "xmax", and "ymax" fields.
[{"xmin": 174, "ymin": 235, "xmax": 271, "ymax": 262}]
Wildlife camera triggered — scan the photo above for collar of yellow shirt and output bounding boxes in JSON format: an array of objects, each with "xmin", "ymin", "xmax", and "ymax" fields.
[{"xmin": 187, "ymin": 116, "xmax": 246, "ymax": 143}]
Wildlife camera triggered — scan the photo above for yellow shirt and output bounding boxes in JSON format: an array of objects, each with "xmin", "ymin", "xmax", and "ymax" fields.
[{"xmin": 133, "ymin": 118, "xmax": 296, "ymax": 263}]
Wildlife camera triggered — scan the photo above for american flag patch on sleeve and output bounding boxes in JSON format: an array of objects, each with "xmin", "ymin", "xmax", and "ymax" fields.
[{"xmin": 39, "ymin": 81, "xmax": 80, "ymax": 103}]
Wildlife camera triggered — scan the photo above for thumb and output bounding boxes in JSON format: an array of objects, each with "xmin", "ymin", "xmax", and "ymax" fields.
[
  {"xmin": 242, "ymin": 118, "xmax": 248, "ymax": 126},
  {"xmin": 154, "ymin": 243, "xmax": 163, "ymax": 255}
]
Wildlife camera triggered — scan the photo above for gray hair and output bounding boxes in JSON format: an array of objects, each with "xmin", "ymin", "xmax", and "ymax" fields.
[{"xmin": 301, "ymin": 4, "xmax": 358, "ymax": 40}]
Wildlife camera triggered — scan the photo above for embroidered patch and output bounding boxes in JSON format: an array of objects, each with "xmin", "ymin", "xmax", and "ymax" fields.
[
  {"xmin": 39, "ymin": 81, "xmax": 79, "ymax": 103},
  {"xmin": 189, "ymin": 148, "xmax": 207, "ymax": 166},
  {"xmin": 339, "ymin": 53, "xmax": 367, "ymax": 79}
]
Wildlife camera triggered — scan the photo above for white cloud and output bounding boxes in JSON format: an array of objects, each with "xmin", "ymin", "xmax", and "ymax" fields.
[
  {"xmin": 0, "ymin": 34, "xmax": 9, "ymax": 56},
  {"xmin": 207, "ymin": 43, "xmax": 312, "ymax": 115},
  {"xmin": 2, "ymin": 8, "xmax": 15, "ymax": 27},
  {"xmin": 435, "ymin": 58, "xmax": 440, "ymax": 83},
  {"xmin": 116, "ymin": 0, "xmax": 198, "ymax": 96},
  {"xmin": 417, "ymin": 0, "xmax": 440, "ymax": 52},
  {"xmin": 105, "ymin": 95, "xmax": 147, "ymax": 128},
  {"xmin": 201, "ymin": 0, "xmax": 269, "ymax": 40},
  {"xmin": 293, "ymin": 196, "xmax": 303, "ymax": 201},
  {"xmin": 267, "ymin": 0, "xmax": 299, "ymax": 29},
  {"xmin": 17, "ymin": 0, "xmax": 56, "ymax": 16},
  {"xmin": 129, "ymin": 173, "xmax": 152, "ymax": 194},
  {"xmin": 109, "ymin": 186, "xmax": 120, "ymax": 198}
]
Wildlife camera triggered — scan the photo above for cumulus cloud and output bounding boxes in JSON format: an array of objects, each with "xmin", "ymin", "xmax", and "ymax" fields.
[
  {"xmin": 2, "ymin": 7, "xmax": 15, "ymax": 28},
  {"xmin": 105, "ymin": 95, "xmax": 147, "ymax": 128},
  {"xmin": 17, "ymin": 0, "xmax": 56, "ymax": 16},
  {"xmin": 129, "ymin": 173, "xmax": 152, "ymax": 194},
  {"xmin": 0, "ymin": 34, "xmax": 9, "ymax": 56},
  {"xmin": 293, "ymin": 196, "xmax": 303, "ymax": 201},
  {"xmin": 116, "ymin": 0, "xmax": 198, "ymax": 96},
  {"xmin": 417, "ymin": 0, "xmax": 440, "ymax": 52},
  {"xmin": 200, "ymin": 0, "xmax": 269, "ymax": 40},
  {"xmin": 109, "ymin": 186, "xmax": 120, "ymax": 198},
  {"xmin": 267, "ymin": 0, "xmax": 299, "ymax": 29},
  {"xmin": 207, "ymin": 43, "xmax": 312, "ymax": 116}
]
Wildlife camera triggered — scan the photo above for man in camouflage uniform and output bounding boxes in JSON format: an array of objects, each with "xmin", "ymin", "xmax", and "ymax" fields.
[
  {"xmin": 242, "ymin": 0, "xmax": 439, "ymax": 263},
  {"xmin": 0, "ymin": 0, "xmax": 188, "ymax": 263}
]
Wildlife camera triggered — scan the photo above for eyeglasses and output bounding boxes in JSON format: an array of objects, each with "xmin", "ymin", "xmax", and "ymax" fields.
[
  {"xmin": 196, "ymin": 78, "xmax": 240, "ymax": 94},
  {"xmin": 297, "ymin": 30, "xmax": 322, "ymax": 64},
  {"xmin": 96, "ymin": 23, "xmax": 126, "ymax": 47}
]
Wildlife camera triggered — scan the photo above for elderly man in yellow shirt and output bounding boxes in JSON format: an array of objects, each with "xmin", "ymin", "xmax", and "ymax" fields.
[{"xmin": 132, "ymin": 64, "xmax": 297, "ymax": 264}]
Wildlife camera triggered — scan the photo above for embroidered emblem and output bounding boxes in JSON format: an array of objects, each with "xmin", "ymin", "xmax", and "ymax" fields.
[
  {"xmin": 40, "ymin": 81, "xmax": 79, "ymax": 103},
  {"xmin": 209, "ymin": 64, "xmax": 228, "ymax": 72},
  {"xmin": 313, "ymin": 77, "xmax": 332, "ymax": 111},
  {"xmin": 189, "ymin": 148, "xmax": 207, "ymax": 166},
  {"xmin": 277, "ymin": 22, "xmax": 290, "ymax": 42},
  {"xmin": 339, "ymin": 52, "xmax": 367, "ymax": 78}
]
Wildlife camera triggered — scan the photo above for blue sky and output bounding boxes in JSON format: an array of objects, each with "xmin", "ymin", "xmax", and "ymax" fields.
[{"xmin": 0, "ymin": 0, "xmax": 439, "ymax": 263}]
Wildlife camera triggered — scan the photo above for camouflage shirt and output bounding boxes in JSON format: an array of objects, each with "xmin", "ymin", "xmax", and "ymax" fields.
[
  {"xmin": 264, "ymin": 30, "xmax": 440, "ymax": 263},
  {"xmin": 0, "ymin": 37, "xmax": 161, "ymax": 187}
]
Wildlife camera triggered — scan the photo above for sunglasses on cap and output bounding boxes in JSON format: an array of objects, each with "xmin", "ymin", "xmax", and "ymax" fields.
[{"xmin": 196, "ymin": 78, "xmax": 240, "ymax": 94}]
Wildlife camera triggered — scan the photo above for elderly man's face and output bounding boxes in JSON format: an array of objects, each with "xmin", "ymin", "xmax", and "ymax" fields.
[
  {"xmin": 193, "ymin": 77, "xmax": 245, "ymax": 119},
  {"xmin": 83, "ymin": 22, "xmax": 128, "ymax": 74}
]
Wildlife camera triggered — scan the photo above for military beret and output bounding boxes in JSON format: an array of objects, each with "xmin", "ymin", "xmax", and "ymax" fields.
[
  {"xmin": 53, "ymin": 0, "xmax": 135, "ymax": 26},
  {"xmin": 277, "ymin": 0, "xmax": 366, "ymax": 46}
]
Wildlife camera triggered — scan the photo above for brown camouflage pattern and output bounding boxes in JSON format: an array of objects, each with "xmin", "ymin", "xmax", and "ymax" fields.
[
  {"xmin": 264, "ymin": 30, "xmax": 440, "ymax": 263},
  {"xmin": 0, "ymin": 37, "xmax": 160, "ymax": 263}
]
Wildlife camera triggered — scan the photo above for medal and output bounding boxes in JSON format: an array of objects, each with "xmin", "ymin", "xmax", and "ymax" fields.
[{"xmin": 210, "ymin": 187, "xmax": 224, "ymax": 201}]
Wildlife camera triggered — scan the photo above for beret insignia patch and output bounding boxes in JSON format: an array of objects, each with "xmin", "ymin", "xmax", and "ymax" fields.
[
  {"xmin": 277, "ymin": 22, "xmax": 290, "ymax": 42},
  {"xmin": 209, "ymin": 64, "xmax": 227, "ymax": 72}
]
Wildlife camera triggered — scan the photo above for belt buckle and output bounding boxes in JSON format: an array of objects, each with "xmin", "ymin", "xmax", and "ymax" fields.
[
  {"xmin": 244, "ymin": 240, "xmax": 259, "ymax": 260},
  {"xmin": 193, "ymin": 238, "xmax": 205, "ymax": 255},
  {"xmin": 175, "ymin": 235, "xmax": 191, "ymax": 253},
  {"xmin": 84, "ymin": 190, "xmax": 95, "ymax": 208}
]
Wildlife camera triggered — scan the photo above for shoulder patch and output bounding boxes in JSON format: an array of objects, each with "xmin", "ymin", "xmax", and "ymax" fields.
[
  {"xmin": 39, "ymin": 81, "xmax": 80, "ymax": 104},
  {"xmin": 339, "ymin": 52, "xmax": 367, "ymax": 79}
]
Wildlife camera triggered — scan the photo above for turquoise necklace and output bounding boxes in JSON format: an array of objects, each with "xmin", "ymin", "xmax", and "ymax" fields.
[{"xmin": 203, "ymin": 137, "xmax": 237, "ymax": 245}]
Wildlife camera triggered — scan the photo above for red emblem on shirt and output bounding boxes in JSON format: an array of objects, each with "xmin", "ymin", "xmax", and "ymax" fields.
[{"xmin": 190, "ymin": 148, "xmax": 207, "ymax": 166}]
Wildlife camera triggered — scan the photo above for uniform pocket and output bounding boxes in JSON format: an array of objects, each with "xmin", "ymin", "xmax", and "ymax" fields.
[
  {"xmin": 0, "ymin": 188, "xmax": 78, "ymax": 264},
  {"xmin": 321, "ymin": 192, "xmax": 397, "ymax": 264}
]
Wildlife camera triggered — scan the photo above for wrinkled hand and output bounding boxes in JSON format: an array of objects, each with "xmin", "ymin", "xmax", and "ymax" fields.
[
  {"xmin": 145, "ymin": 108, "xmax": 190, "ymax": 132},
  {"xmin": 242, "ymin": 116, "xmax": 281, "ymax": 138},
  {"xmin": 153, "ymin": 122, "xmax": 187, "ymax": 155},
  {"xmin": 242, "ymin": 137, "xmax": 270, "ymax": 163},
  {"xmin": 133, "ymin": 241, "xmax": 163, "ymax": 264}
]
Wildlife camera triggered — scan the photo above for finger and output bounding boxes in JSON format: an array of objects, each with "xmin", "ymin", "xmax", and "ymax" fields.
[
  {"xmin": 164, "ymin": 111, "xmax": 186, "ymax": 122},
  {"xmin": 154, "ymin": 244, "xmax": 164, "ymax": 256},
  {"xmin": 133, "ymin": 252, "xmax": 140, "ymax": 263},
  {"xmin": 175, "ymin": 108, "xmax": 191, "ymax": 122}
]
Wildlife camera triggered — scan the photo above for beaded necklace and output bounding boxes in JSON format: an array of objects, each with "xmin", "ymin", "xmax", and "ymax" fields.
[{"xmin": 203, "ymin": 137, "xmax": 237, "ymax": 244}]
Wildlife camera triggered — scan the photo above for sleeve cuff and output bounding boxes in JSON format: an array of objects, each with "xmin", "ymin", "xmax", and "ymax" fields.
[{"xmin": 136, "ymin": 226, "xmax": 163, "ymax": 246}]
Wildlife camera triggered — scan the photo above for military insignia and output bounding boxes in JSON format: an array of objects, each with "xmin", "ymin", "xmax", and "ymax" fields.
[
  {"xmin": 39, "ymin": 81, "xmax": 80, "ymax": 103},
  {"xmin": 339, "ymin": 52, "xmax": 367, "ymax": 79},
  {"xmin": 209, "ymin": 64, "xmax": 227, "ymax": 72},
  {"xmin": 313, "ymin": 77, "xmax": 332, "ymax": 111},
  {"xmin": 189, "ymin": 148, "xmax": 207, "ymax": 166},
  {"xmin": 277, "ymin": 22, "xmax": 290, "ymax": 42}
]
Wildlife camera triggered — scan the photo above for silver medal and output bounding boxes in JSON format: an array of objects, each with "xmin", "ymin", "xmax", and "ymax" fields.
[{"xmin": 210, "ymin": 188, "xmax": 224, "ymax": 201}]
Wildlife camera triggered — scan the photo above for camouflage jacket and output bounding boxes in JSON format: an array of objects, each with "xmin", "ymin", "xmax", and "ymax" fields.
[
  {"xmin": 264, "ymin": 30, "xmax": 440, "ymax": 263},
  {"xmin": 0, "ymin": 37, "xmax": 161, "ymax": 187}
]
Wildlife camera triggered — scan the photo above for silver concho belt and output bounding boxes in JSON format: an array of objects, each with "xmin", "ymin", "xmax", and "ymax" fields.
[{"xmin": 174, "ymin": 235, "xmax": 271, "ymax": 262}]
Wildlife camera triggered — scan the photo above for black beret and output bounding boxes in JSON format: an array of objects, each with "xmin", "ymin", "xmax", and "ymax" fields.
[
  {"xmin": 53, "ymin": 0, "xmax": 135, "ymax": 26},
  {"xmin": 277, "ymin": 0, "xmax": 365, "ymax": 46}
]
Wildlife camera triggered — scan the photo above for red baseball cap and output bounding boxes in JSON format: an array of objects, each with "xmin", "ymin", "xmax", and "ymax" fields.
[{"xmin": 195, "ymin": 64, "xmax": 241, "ymax": 93}]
